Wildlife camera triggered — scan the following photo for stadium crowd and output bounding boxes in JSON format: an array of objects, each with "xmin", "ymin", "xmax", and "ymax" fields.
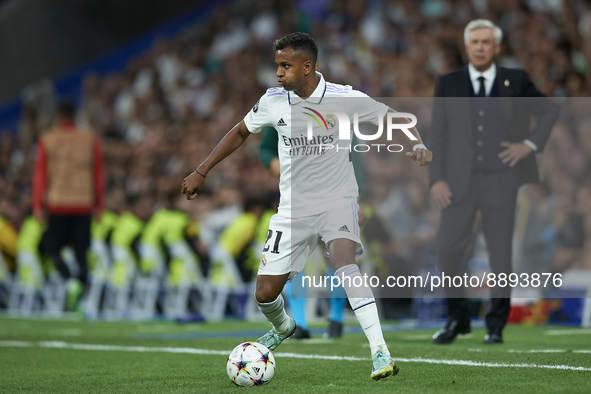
[{"xmin": 0, "ymin": 0, "xmax": 590, "ymax": 317}]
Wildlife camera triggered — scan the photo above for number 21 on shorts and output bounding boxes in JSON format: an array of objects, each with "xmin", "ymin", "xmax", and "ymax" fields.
[{"xmin": 263, "ymin": 230, "xmax": 283, "ymax": 254}]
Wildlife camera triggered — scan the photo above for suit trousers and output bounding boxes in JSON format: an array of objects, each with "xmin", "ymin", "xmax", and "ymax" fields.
[{"xmin": 436, "ymin": 168, "xmax": 520, "ymax": 331}]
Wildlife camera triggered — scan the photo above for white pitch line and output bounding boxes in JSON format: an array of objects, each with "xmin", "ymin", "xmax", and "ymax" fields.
[
  {"xmin": 0, "ymin": 341, "xmax": 589, "ymax": 372},
  {"xmin": 544, "ymin": 329, "xmax": 591, "ymax": 336},
  {"xmin": 0, "ymin": 340, "xmax": 33, "ymax": 347},
  {"xmin": 469, "ymin": 348, "xmax": 591, "ymax": 354},
  {"xmin": 37, "ymin": 341, "xmax": 230, "ymax": 356},
  {"xmin": 393, "ymin": 357, "xmax": 591, "ymax": 371},
  {"xmin": 507, "ymin": 349, "xmax": 567, "ymax": 353}
]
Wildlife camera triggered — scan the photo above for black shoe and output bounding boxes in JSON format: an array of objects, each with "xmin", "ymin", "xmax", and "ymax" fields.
[
  {"xmin": 293, "ymin": 326, "xmax": 311, "ymax": 339},
  {"xmin": 483, "ymin": 329, "xmax": 503, "ymax": 344},
  {"xmin": 432, "ymin": 319, "xmax": 471, "ymax": 344},
  {"xmin": 324, "ymin": 320, "xmax": 343, "ymax": 339}
]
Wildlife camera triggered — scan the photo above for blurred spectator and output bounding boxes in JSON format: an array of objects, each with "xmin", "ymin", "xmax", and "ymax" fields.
[{"xmin": 31, "ymin": 101, "xmax": 105, "ymax": 308}]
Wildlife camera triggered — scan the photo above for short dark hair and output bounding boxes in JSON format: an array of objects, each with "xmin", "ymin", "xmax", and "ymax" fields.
[
  {"xmin": 56, "ymin": 100, "xmax": 75, "ymax": 120},
  {"xmin": 273, "ymin": 32, "xmax": 318, "ymax": 64}
]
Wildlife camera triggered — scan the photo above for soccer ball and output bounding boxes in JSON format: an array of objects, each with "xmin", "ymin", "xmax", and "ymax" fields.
[{"xmin": 226, "ymin": 342, "xmax": 276, "ymax": 387}]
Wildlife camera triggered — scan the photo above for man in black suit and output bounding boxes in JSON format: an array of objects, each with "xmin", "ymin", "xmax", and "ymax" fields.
[{"xmin": 429, "ymin": 19, "xmax": 558, "ymax": 344}]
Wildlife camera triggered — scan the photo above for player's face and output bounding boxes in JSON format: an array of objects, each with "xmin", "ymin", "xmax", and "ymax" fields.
[
  {"xmin": 465, "ymin": 28, "xmax": 500, "ymax": 72},
  {"xmin": 275, "ymin": 47, "xmax": 310, "ymax": 91}
]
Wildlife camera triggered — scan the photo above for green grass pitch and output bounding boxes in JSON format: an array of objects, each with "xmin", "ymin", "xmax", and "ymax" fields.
[{"xmin": 0, "ymin": 315, "xmax": 589, "ymax": 393}]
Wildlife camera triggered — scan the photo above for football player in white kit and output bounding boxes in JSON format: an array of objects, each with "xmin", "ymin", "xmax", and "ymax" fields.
[{"xmin": 182, "ymin": 32, "xmax": 432, "ymax": 380}]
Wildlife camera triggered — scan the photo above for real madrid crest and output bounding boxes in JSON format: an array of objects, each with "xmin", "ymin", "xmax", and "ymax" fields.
[
  {"xmin": 326, "ymin": 113, "xmax": 336, "ymax": 129},
  {"xmin": 260, "ymin": 254, "xmax": 267, "ymax": 267}
]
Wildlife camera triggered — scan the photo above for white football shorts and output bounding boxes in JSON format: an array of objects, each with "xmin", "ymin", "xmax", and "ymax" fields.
[{"xmin": 257, "ymin": 199, "xmax": 363, "ymax": 280}]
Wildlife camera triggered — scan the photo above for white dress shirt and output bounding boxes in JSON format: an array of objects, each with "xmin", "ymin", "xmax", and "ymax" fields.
[{"xmin": 468, "ymin": 63, "xmax": 496, "ymax": 97}]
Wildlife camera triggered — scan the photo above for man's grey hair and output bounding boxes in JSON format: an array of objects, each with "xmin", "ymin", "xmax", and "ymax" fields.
[{"xmin": 464, "ymin": 19, "xmax": 503, "ymax": 45}]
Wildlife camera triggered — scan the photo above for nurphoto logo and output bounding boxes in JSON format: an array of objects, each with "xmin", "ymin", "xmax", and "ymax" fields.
[{"xmin": 304, "ymin": 111, "xmax": 418, "ymax": 153}]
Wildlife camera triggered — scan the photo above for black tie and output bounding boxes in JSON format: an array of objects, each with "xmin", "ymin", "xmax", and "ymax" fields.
[{"xmin": 477, "ymin": 76, "xmax": 486, "ymax": 97}]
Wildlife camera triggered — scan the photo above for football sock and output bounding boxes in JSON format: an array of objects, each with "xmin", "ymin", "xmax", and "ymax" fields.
[
  {"xmin": 334, "ymin": 264, "xmax": 389, "ymax": 357},
  {"xmin": 256, "ymin": 294, "xmax": 292, "ymax": 334}
]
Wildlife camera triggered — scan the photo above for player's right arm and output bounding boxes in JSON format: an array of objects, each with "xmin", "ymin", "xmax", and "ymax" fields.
[
  {"xmin": 182, "ymin": 93, "xmax": 272, "ymax": 200},
  {"xmin": 181, "ymin": 120, "xmax": 251, "ymax": 200}
]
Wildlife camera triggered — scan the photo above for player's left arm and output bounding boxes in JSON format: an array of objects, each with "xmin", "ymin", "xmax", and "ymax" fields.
[
  {"xmin": 385, "ymin": 108, "xmax": 433, "ymax": 167},
  {"xmin": 350, "ymin": 89, "xmax": 432, "ymax": 167}
]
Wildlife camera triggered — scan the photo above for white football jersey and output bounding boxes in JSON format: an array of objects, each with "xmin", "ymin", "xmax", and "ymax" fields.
[{"xmin": 244, "ymin": 72, "xmax": 388, "ymax": 218}]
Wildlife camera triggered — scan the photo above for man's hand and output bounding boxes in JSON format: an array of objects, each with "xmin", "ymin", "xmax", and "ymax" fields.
[
  {"xmin": 181, "ymin": 170, "xmax": 206, "ymax": 200},
  {"xmin": 431, "ymin": 180, "xmax": 453, "ymax": 209},
  {"xmin": 33, "ymin": 209, "xmax": 46, "ymax": 225},
  {"xmin": 499, "ymin": 142, "xmax": 533, "ymax": 167},
  {"xmin": 406, "ymin": 146, "xmax": 433, "ymax": 166}
]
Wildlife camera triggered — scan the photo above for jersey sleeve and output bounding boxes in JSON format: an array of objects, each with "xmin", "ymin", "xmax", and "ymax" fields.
[
  {"xmin": 244, "ymin": 94, "xmax": 272, "ymax": 134},
  {"xmin": 348, "ymin": 90, "xmax": 389, "ymax": 126}
]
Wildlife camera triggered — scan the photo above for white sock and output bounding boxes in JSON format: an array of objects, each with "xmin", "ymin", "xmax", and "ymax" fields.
[
  {"xmin": 256, "ymin": 294, "xmax": 292, "ymax": 334},
  {"xmin": 335, "ymin": 264, "xmax": 389, "ymax": 357}
]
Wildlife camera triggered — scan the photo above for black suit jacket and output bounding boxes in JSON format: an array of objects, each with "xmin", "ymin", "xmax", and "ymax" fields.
[{"xmin": 428, "ymin": 65, "xmax": 559, "ymax": 203}]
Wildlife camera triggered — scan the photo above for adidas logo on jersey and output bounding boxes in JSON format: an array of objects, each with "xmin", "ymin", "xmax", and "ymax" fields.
[
  {"xmin": 338, "ymin": 225, "xmax": 350, "ymax": 232},
  {"xmin": 277, "ymin": 118, "xmax": 287, "ymax": 126}
]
